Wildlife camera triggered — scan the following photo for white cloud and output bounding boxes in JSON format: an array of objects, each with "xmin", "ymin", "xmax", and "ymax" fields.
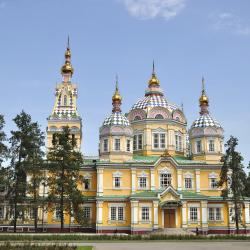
[
  {"xmin": 118, "ymin": 0, "xmax": 186, "ymax": 20},
  {"xmin": 210, "ymin": 12, "xmax": 250, "ymax": 35}
]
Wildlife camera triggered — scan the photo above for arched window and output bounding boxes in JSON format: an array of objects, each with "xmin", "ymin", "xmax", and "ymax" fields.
[
  {"xmin": 64, "ymin": 95, "xmax": 67, "ymax": 106},
  {"xmin": 134, "ymin": 116, "xmax": 142, "ymax": 121},
  {"xmin": 155, "ymin": 114, "xmax": 164, "ymax": 119}
]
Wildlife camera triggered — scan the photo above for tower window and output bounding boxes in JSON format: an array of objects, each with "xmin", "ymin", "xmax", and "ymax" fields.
[
  {"xmin": 114, "ymin": 177, "xmax": 121, "ymax": 188},
  {"xmin": 133, "ymin": 134, "xmax": 143, "ymax": 150},
  {"xmin": 185, "ymin": 178, "xmax": 192, "ymax": 189},
  {"xmin": 103, "ymin": 139, "xmax": 108, "ymax": 152},
  {"xmin": 209, "ymin": 140, "xmax": 215, "ymax": 152},
  {"xmin": 114, "ymin": 138, "xmax": 120, "ymax": 151},
  {"xmin": 210, "ymin": 178, "xmax": 217, "ymax": 189},
  {"xmin": 175, "ymin": 133, "xmax": 182, "ymax": 152},
  {"xmin": 64, "ymin": 95, "xmax": 67, "ymax": 106},
  {"xmin": 196, "ymin": 140, "xmax": 201, "ymax": 153},
  {"xmin": 155, "ymin": 114, "xmax": 164, "ymax": 119},
  {"xmin": 126, "ymin": 139, "xmax": 131, "ymax": 152}
]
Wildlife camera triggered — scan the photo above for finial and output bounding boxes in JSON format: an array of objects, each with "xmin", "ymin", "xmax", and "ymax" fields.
[
  {"xmin": 112, "ymin": 75, "xmax": 122, "ymax": 113},
  {"xmin": 152, "ymin": 60, "xmax": 155, "ymax": 75},
  {"xmin": 67, "ymin": 35, "xmax": 70, "ymax": 49},
  {"xmin": 148, "ymin": 61, "xmax": 160, "ymax": 86},
  {"xmin": 199, "ymin": 76, "xmax": 209, "ymax": 114},
  {"xmin": 202, "ymin": 76, "xmax": 205, "ymax": 93},
  {"xmin": 181, "ymin": 102, "xmax": 184, "ymax": 112}
]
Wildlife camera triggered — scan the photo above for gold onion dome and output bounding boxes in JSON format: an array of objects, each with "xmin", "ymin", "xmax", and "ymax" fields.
[
  {"xmin": 148, "ymin": 61, "xmax": 160, "ymax": 86},
  {"xmin": 61, "ymin": 37, "xmax": 74, "ymax": 75},
  {"xmin": 199, "ymin": 77, "xmax": 209, "ymax": 106},
  {"xmin": 112, "ymin": 77, "xmax": 122, "ymax": 102}
]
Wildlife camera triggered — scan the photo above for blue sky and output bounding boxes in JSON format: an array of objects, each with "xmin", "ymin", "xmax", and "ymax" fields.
[{"xmin": 0, "ymin": 0, "xmax": 249, "ymax": 167}]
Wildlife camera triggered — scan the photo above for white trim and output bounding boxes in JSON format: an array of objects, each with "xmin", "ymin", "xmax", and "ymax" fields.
[
  {"xmin": 113, "ymin": 171, "xmax": 122, "ymax": 177},
  {"xmin": 209, "ymin": 172, "xmax": 218, "ymax": 178}
]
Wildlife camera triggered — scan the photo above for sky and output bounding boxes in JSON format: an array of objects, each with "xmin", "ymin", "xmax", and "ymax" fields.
[{"xmin": 0, "ymin": 0, "xmax": 249, "ymax": 167}]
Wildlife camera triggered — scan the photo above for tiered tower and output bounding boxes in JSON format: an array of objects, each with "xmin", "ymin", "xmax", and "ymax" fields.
[
  {"xmin": 47, "ymin": 38, "xmax": 82, "ymax": 151},
  {"xmin": 99, "ymin": 77, "xmax": 133, "ymax": 162},
  {"xmin": 189, "ymin": 78, "xmax": 224, "ymax": 162}
]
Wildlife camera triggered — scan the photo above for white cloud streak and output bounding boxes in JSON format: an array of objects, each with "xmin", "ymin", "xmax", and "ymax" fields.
[
  {"xmin": 210, "ymin": 12, "xmax": 250, "ymax": 35},
  {"xmin": 118, "ymin": 0, "xmax": 186, "ymax": 20}
]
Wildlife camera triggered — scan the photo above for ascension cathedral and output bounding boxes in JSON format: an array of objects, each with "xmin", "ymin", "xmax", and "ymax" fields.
[{"xmin": 1, "ymin": 41, "xmax": 250, "ymax": 234}]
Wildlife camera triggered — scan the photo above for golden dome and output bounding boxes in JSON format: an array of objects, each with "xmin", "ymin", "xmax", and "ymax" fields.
[
  {"xmin": 112, "ymin": 86, "xmax": 122, "ymax": 102},
  {"xmin": 148, "ymin": 73, "xmax": 160, "ymax": 86},
  {"xmin": 61, "ymin": 62, "xmax": 74, "ymax": 75},
  {"xmin": 65, "ymin": 48, "xmax": 71, "ymax": 57},
  {"xmin": 199, "ymin": 77, "xmax": 209, "ymax": 106}
]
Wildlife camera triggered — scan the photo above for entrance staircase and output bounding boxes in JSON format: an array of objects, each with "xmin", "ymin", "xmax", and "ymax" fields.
[{"xmin": 152, "ymin": 228, "xmax": 195, "ymax": 235}]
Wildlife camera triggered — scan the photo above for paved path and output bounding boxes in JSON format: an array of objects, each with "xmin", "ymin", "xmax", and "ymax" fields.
[{"xmin": 88, "ymin": 241, "xmax": 250, "ymax": 250}]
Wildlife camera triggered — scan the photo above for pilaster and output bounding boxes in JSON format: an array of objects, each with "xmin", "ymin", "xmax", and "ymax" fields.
[
  {"xmin": 182, "ymin": 201, "xmax": 187, "ymax": 228},
  {"xmin": 153, "ymin": 201, "xmax": 159, "ymax": 230},
  {"xmin": 150, "ymin": 169, "xmax": 155, "ymax": 191},
  {"xmin": 97, "ymin": 168, "xmax": 104, "ymax": 196},
  {"xmin": 131, "ymin": 168, "xmax": 136, "ymax": 194},
  {"xmin": 177, "ymin": 169, "xmax": 182, "ymax": 191},
  {"xmin": 195, "ymin": 169, "xmax": 200, "ymax": 193}
]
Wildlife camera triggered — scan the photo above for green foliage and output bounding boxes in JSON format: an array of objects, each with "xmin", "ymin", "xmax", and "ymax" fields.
[
  {"xmin": 8, "ymin": 111, "xmax": 45, "ymax": 232},
  {"xmin": 0, "ymin": 234, "xmax": 249, "ymax": 241},
  {"xmin": 47, "ymin": 126, "xmax": 84, "ymax": 230},
  {"xmin": 0, "ymin": 243, "xmax": 76, "ymax": 250},
  {"xmin": 218, "ymin": 136, "xmax": 247, "ymax": 233}
]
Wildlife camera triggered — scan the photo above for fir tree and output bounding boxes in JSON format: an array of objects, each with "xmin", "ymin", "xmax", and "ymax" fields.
[
  {"xmin": 218, "ymin": 136, "xmax": 247, "ymax": 234},
  {"xmin": 9, "ymin": 111, "xmax": 44, "ymax": 232},
  {"xmin": 25, "ymin": 121, "xmax": 45, "ymax": 232},
  {"xmin": 244, "ymin": 163, "xmax": 250, "ymax": 197},
  {"xmin": 47, "ymin": 126, "xmax": 84, "ymax": 231}
]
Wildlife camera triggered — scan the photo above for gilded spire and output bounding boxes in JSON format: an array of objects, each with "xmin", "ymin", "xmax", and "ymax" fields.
[
  {"xmin": 199, "ymin": 77, "xmax": 209, "ymax": 114},
  {"xmin": 112, "ymin": 75, "xmax": 122, "ymax": 113},
  {"xmin": 199, "ymin": 77, "xmax": 209, "ymax": 106},
  {"xmin": 61, "ymin": 36, "xmax": 74, "ymax": 77},
  {"xmin": 148, "ymin": 60, "xmax": 160, "ymax": 86}
]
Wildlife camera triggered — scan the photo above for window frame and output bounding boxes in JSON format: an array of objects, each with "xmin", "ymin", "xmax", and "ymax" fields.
[
  {"xmin": 152, "ymin": 132, "xmax": 166, "ymax": 150},
  {"xmin": 114, "ymin": 138, "xmax": 121, "ymax": 151}
]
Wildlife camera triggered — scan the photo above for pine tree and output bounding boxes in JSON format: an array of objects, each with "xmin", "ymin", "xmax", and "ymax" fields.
[
  {"xmin": 25, "ymin": 121, "xmax": 45, "ymax": 232},
  {"xmin": 9, "ymin": 111, "xmax": 44, "ymax": 232},
  {"xmin": 218, "ymin": 136, "xmax": 247, "ymax": 234},
  {"xmin": 47, "ymin": 126, "xmax": 84, "ymax": 232},
  {"xmin": 0, "ymin": 114, "xmax": 8, "ymax": 203},
  {"xmin": 244, "ymin": 163, "xmax": 250, "ymax": 197}
]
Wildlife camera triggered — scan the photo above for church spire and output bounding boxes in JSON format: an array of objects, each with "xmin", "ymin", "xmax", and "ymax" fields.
[
  {"xmin": 148, "ymin": 60, "xmax": 160, "ymax": 87},
  {"xmin": 199, "ymin": 77, "xmax": 209, "ymax": 115},
  {"xmin": 112, "ymin": 75, "xmax": 122, "ymax": 113},
  {"xmin": 61, "ymin": 36, "xmax": 74, "ymax": 82}
]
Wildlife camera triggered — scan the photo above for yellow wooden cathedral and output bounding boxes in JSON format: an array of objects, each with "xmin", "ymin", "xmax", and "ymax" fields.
[{"xmin": 0, "ymin": 41, "xmax": 249, "ymax": 234}]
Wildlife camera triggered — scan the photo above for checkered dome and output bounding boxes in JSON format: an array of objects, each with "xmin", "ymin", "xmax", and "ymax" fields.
[
  {"xmin": 131, "ymin": 95, "xmax": 178, "ymax": 112},
  {"xmin": 192, "ymin": 113, "xmax": 221, "ymax": 128},
  {"xmin": 103, "ymin": 112, "xmax": 130, "ymax": 126}
]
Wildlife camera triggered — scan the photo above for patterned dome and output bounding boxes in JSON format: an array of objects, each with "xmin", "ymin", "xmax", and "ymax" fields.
[
  {"xmin": 192, "ymin": 113, "xmax": 221, "ymax": 128},
  {"xmin": 103, "ymin": 112, "xmax": 130, "ymax": 127},
  {"xmin": 131, "ymin": 95, "xmax": 178, "ymax": 112}
]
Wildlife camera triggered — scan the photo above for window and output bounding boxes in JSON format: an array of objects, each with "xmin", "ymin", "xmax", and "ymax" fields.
[
  {"xmin": 110, "ymin": 205, "xmax": 124, "ymax": 221},
  {"xmin": 155, "ymin": 114, "xmax": 164, "ymax": 119},
  {"xmin": 209, "ymin": 140, "xmax": 215, "ymax": 152},
  {"xmin": 139, "ymin": 177, "xmax": 147, "ymax": 189},
  {"xmin": 153, "ymin": 133, "xmax": 166, "ymax": 149},
  {"xmin": 111, "ymin": 207, "xmax": 116, "ymax": 221},
  {"xmin": 63, "ymin": 95, "xmax": 67, "ymax": 106},
  {"xmin": 114, "ymin": 138, "xmax": 120, "ymax": 151},
  {"xmin": 185, "ymin": 178, "xmax": 192, "ymax": 189},
  {"xmin": 55, "ymin": 208, "xmax": 61, "ymax": 220},
  {"xmin": 175, "ymin": 133, "xmax": 182, "ymax": 151},
  {"xmin": 208, "ymin": 207, "xmax": 222, "ymax": 221},
  {"xmin": 189, "ymin": 207, "xmax": 198, "ymax": 222},
  {"xmin": 83, "ymin": 207, "xmax": 91, "ymax": 220},
  {"xmin": 126, "ymin": 139, "xmax": 131, "ymax": 152},
  {"xmin": 160, "ymin": 173, "xmax": 171, "ymax": 188},
  {"xmin": 114, "ymin": 177, "xmax": 121, "ymax": 188},
  {"xmin": 0, "ymin": 207, "xmax": 4, "ymax": 219},
  {"xmin": 141, "ymin": 207, "xmax": 150, "ymax": 221},
  {"xmin": 210, "ymin": 178, "xmax": 217, "ymax": 189},
  {"xmin": 103, "ymin": 139, "xmax": 108, "ymax": 152},
  {"xmin": 84, "ymin": 179, "xmax": 91, "ymax": 190},
  {"xmin": 134, "ymin": 116, "xmax": 141, "ymax": 121},
  {"xmin": 133, "ymin": 134, "xmax": 143, "ymax": 150},
  {"xmin": 196, "ymin": 140, "xmax": 201, "ymax": 153},
  {"xmin": 118, "ymin": 207, "xmax": 124, "ymax": 221},
  {"xmin": 29, "ymin": 208, "xmax": 34, "ymax": 219}
]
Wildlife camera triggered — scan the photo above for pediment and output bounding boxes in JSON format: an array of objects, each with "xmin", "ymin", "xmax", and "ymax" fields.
[{"xmin": 159, "ymin": 185, "xmax": 180, "ymax": 203}]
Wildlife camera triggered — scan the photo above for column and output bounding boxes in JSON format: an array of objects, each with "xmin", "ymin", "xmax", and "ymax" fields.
[
  {"xmin": 195, "ymin": 169, "xmax": 200, "ymax": 193},
  {"xmin": 131, "ymin": 168, "xmax": 136, "ymax": 194},
  {"xmin": 97, "ymin": 168, "xmax": 104, "ymax": 196},
  {"xmin": 153, "ymin": 201, "xmax": 159, "ymax": 230},
  {"xmin": 150, "ymin": 169, "xmax": 155, "ymax": 191},
  {"xmin": 96, "ymin": 200, "xmax": 103, "ymax": 231},
  {"xmin": 131, "ymin": 200, "xmax": 139, "ymax": 232},
  {"xmin": 168, "ymin": 129, "xmax": 175, "ymax": 151},
  {"xmin": 201, "ymin": 201, "xmax": 208, "ymax": 232},
  {"xmin": 244, "ymin": 202, "xmax": 250, "ymax": 227},
  {"xmin": 177, "ymin": 169, "xmax": 182, "ymax": 191},
  {"xmin": 182, "ymin": 201, "xmax": 187, "ymax": 228}
]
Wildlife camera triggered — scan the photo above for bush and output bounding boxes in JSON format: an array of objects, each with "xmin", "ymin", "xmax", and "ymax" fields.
[{"xmin": 0, "ymin": 243, "xmax": 76, "ymax": 250}]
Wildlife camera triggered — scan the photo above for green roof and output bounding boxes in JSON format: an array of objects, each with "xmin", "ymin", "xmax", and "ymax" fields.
[
  {"xmin": 131, "ymin": 191, "xmax": 158, "ymax": 198},
  {"xmin": 173, "ymin": 156, "xmax": 208, "ymax": 165},
  {"xmin": 180, "ymin": 191, "xmax": 208, "ymax": 199}
]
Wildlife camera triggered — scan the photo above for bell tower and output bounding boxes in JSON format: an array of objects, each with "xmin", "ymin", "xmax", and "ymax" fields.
[{"xmin": 47, "ymin": 37, "xmax": 82, "ymax": 151}]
